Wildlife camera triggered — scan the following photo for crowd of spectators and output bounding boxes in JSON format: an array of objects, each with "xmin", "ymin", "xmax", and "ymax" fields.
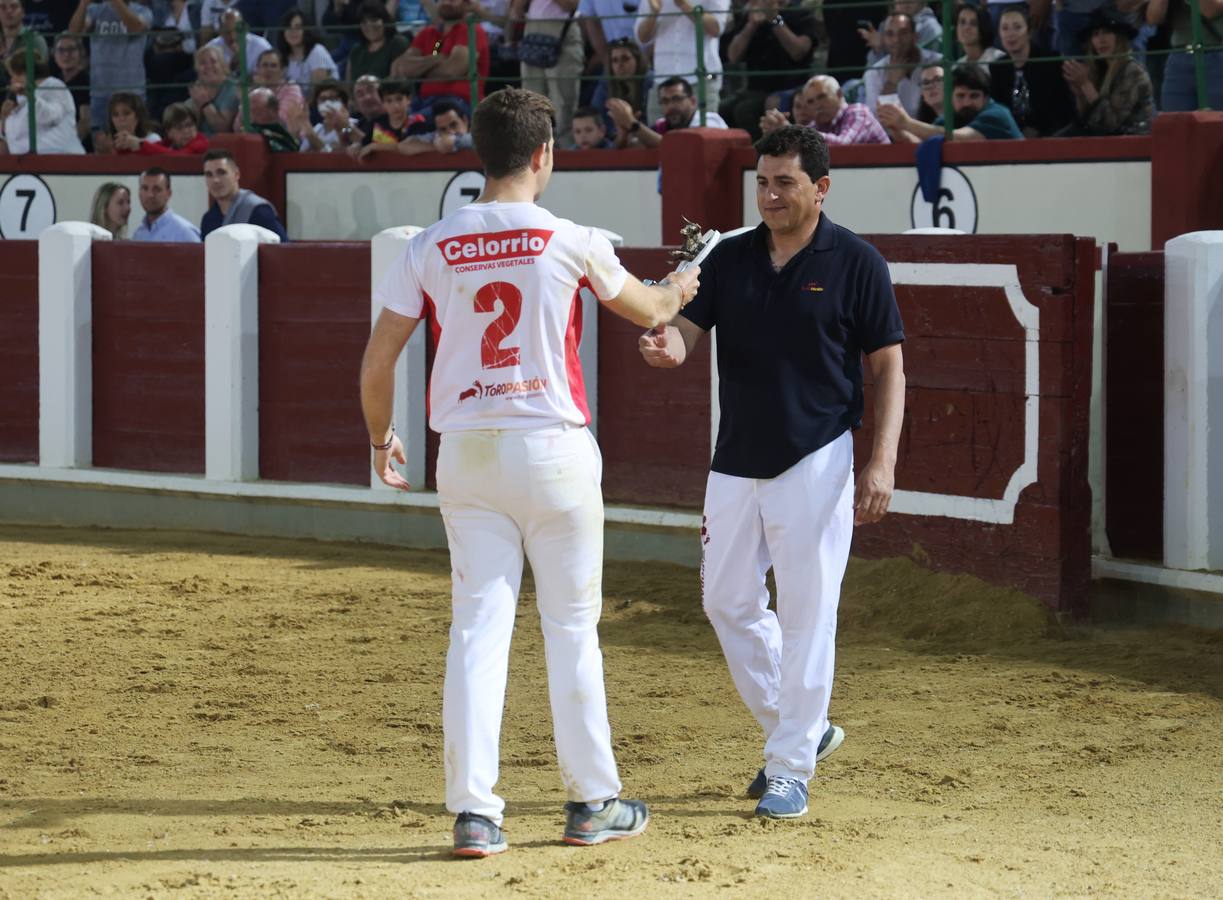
[{"xmin": 0, "ymin": 0, "xmax": 1217, "ymax": 159}]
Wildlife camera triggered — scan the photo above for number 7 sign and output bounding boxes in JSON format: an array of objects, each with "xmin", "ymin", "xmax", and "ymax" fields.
[{"xmin": 0, "ymin": 174, "xmax": 56, "ymax": 239}]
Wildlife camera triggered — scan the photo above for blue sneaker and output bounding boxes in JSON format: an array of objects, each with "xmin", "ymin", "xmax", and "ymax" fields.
[
  {"xmin": 754, "ymin": 776, "xmax": 809, "ymax": 819},
  {"xmin": 562, "ymin": 798, "xmax": 650, "ymax": 846},
  {"xmin": 747, "ymin": 724, "xmax": 844, "ymax": 799},
  {"xmin": 452, "ymin": 812, "xmax": 508, "ymax": 858}
]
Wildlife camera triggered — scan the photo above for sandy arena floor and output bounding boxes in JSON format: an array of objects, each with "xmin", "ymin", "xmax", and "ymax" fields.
[{"xmin": 0, "ymin": 524, "xmax": 1220, "ymax": 898}]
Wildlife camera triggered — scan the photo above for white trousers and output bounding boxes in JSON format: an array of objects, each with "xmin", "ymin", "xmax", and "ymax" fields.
[
  {"xmin": 436, "ymin": 425, "xmax": 621, "ymax": 825},
  {"xmin": 701, "ymin": 431, "xmax": 854, "ymax": 782}
]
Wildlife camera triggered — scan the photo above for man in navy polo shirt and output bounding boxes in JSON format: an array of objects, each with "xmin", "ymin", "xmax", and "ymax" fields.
[{"xmin": 639, "ymin": 125, "xmax": 906, "ymax": 819}]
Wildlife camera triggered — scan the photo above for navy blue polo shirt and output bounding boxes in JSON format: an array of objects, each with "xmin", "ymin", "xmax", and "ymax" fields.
[{"xmin": 680, "ymin": 213, "xmax": 904, "ymax": 479}]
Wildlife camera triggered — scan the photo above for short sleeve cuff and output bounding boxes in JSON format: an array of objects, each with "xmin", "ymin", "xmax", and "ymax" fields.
[{"xmin": 861, "ymin": 330, "xmax": 905, "ymax": 355}]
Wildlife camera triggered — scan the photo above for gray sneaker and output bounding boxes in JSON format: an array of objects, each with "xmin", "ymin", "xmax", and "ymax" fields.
[
  {"xmin": 562, "ymin": 798, "xmax": 650, "ymax": 846},
  {"xmin": 747, "ymin": 724, "xmax": 845, "ymax": 799},
  {"xmin": 452, "ymin": 812, "xmax": 507, "ymax": 858}
]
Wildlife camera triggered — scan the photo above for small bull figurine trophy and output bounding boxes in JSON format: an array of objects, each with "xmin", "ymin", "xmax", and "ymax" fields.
[{"xmin": 646, "ymin": 218, "xmax": 722, "ymax": 286}]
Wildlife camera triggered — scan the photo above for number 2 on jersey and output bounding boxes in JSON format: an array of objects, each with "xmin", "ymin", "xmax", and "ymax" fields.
[{"xmin": 474, "ymin": 281, "xmax": 522, "ymax": 369}]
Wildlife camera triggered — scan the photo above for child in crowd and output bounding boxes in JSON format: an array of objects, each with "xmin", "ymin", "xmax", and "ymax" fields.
[
  {"xmin": 109, "ymin": 92, "xmax": 162, "ymax": 153},
  {"xmin": 137, "ymin": 103, "xmax": 210, "ymax": 154},
  {"xmin": 296, "ymin": 80, "xmax": 360, "ymax": 151},
  {"xmin": 571, "ymin": 106, "xmax": 613, "ymax": 149},
  {"xmin": 353, "ymin": 79, "xmax": 426, "ymax": 157}
]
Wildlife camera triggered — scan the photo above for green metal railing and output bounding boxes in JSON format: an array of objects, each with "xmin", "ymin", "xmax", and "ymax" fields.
[{"xmin": 8, "ymin": 1, "xmax": 1218, "ymax": 154}]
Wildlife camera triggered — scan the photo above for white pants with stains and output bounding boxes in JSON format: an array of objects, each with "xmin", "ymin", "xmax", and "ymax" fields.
[
  {"xmin": 436, "ymin": 424, "xmax": 621, "ymax": 825},
  {"xmin": 701, "ymin": 430, "xmax": 855, "ymax": 782}
]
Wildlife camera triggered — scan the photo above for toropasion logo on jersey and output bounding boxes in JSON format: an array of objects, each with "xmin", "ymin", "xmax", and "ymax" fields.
[
  {"xmin": 438, "ymin": 229, "xmax": 555, "ymax": 270},
  {"xmin": 457, "ymin": 377, "xmax": 550, "ymax": 403}
]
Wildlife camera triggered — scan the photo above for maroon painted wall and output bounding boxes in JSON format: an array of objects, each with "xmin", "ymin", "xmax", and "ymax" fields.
[
  {"xmin": 852, "ymin": 235, "xmax": 1095, "ymax": 614},
  {"xmin": 91, "ymin": 243, "xmax": 205, "ymax": 473},
  {"xmin": 1151, "ymin": 112, "xmax": 1223, "ymax": 247},
  {"xmin": 1105, "ymin": 251, "xmax": 1164, "ymax": 561},
  {"xmin": 599, "ymin": 248, "xmax": 711, "ymax": 507},
  {"xmin": 257, "ymin": 243, "xmax": 371, "ymax": 485},
  {"xmin": 0, "ymin": 241, "xmax": 39, "ymax": 463}
]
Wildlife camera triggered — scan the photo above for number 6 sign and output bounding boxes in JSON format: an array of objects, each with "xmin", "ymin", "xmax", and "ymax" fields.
[
  {"xmin": 0, "ymin": 174, "xmax": 56, "ymax": 239},
  {"xmin": 909, "ymin": 166, "xmax": 978, "ymax": 234}
]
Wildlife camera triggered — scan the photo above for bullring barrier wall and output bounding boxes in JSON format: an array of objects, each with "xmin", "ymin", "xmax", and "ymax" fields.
[{"xmin": 0, "ymin": 225, "xmax": 1094, "ymax": 614}]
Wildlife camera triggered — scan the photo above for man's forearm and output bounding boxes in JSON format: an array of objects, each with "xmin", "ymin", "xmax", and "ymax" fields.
[
  {"xmin": 360, "ymin": 361, "xmax": 396, "ymax": 443},
  {"xmin": 110, "ymin": 0, "xmax": 148, "ymax": 32},
  {"xmin": 393, "ymin": 53, "xmax": 439, "ymax": 77},
  {"xmin": 69, "ymin": 0, "xmax": 89, "ymax": 35},
  {"xmin": 634, "ymin": 122, "xmax": 662, "ymax": 148},
  {"xmin": 774, "ymin": 21, "xmax": 812, "ymax": 61},
  {"xmin": 726, "ymin": 21, "xmax": 758, "ymax": 64},
  {"xmin": 869, "ymin": 356, "xmax": 905, "ymax": 465}
]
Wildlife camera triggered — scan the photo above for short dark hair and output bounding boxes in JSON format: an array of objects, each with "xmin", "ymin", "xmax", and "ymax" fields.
[
  {"xmin": 311, "ymin": 79, "xmax": 349, "ymax": 107},
  {"xmin": 378, "ymin": 79, "xmax": 410, "ymax": 99},
  {"xmin": 572, "ymin": 106, "xmax": 603, "ymax": 124},
  {"xmin": 432, "ymin": 98, "xmax": 468, "ymax": 121},
  {"xmin": 203, "ymin": 148, "xmax": 237, "ymax": 169},
  {"xmin": 5, "ymin": 48, "xmax": 50, "ymax": 81},
  {"xmin": 953, "ymin": 3, "xmax": 995, "ymax": 47},
  {"xmin": 753, "ymin": 125, "xmax": 830, "ymax": 183},
  {"xmin": 658, "ymin": 76, "xmax": 693, "ymax": 97},
  {"xmin": 162, "ymin": 101, "xmax": 198, "ymax": 130},
  {"xmin": 106, "ymin": 91, "xmax": 153, "ymax": 138},
  {"xmin": 141, "ymin": 166, "xmax": 172, "ymax": 187},
  {"xmin": 358, "ymin": 0, "xmax": 392, "ymax": 25},
  {"xmin": 472, "ymin": 88, "xmax": 555, "ymax": 179},
  {"xmin": 257, "ymin": 48, "xmax": 284, "ymax": 66},
  {"xmin": 952, "ymin": 64, "xmax": 991, "ymax": 93}
]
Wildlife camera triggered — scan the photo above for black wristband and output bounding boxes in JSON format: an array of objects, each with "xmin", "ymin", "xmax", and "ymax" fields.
[
  {"xmin": 371, "ymin": 425, "xmax": 395, "ymax": 451},
  {"xmin": 628, "ymin": 120, "xmax": 641, "ymax": 133}
]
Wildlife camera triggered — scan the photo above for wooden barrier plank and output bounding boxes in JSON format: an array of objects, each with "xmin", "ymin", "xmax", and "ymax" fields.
[{"xmin": 0, "ymin": 242, "xmax": 39, "ymax": 463}]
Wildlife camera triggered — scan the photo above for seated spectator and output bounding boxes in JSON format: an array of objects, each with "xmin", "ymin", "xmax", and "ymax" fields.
[
  {"xmin": 609, "ymin": 75, "xmax": 727, "ymax": 149},
  {"xmin": 990, "ymin": 6, "xmax": 1075, "ymax": 137},
  {"xmin": 49, "ymin": 33, "xmax": 91, "ymax": 145},
  {"xmin": 391, "ymin": 95, "xmax": 472, "ymax": 154},
  {"xmin": 205, "ymin": 9, "xmax": 273, "ymax": 75},
  {"xmin": 1147, "ymin": 0, "xmax": 1223, "ymax": 112},
  {"xmin": 760, "ymin": 74, "xmax": 889, "ymax": 144},
  {"xmin": 187, "ymin": 45, "xmax": 240, "ymax": 134},
  {"xmin": 90, "ymin": 181, "xmax": 132, "ymax": 238},
  {"xmin": 915, "ymin": 63, "xmax": 943, "ymax": 123},
  {"xmin": 877, "ymin": 64, "xmax": 1022, "ymax": 141},
  {"xmin": 243, "ymin": 86, "xmax": 299, "ymax": 150},
  {"xmin": 720, "ymin": 0, "xmax": 818, "ymax": 140},
  {"xmin": 137, "ymin": 102, "xmax": 209, "ymax": 153},
  {"xmin": 200, "ymin": 0, "xmax": 240, "ymax": 41},
  {"xmin": 1059, "ymin": 10, "xmax": 1153, "ymax": 135},
  {"xmin": 954, "ymin": 3, "xmax": 1005, "ymax": 71},
  {"xmin": 253, "ymin": 49, "xmax": 305, "ymax": 123},
  {"xmin": 635, "ymin": 0, "xmax": 731, "ymax": 125},
  {"xmin": 0, "ymin": 47, "xmax": 86, "ymax": 153},
  {"xmin": 0, "ymin": 0, "xmax": 48, "ymax": 93},
  {"xmin": 392, "ymin": 0, "xmax": 489, "ymax": 112},
  {"xmin": 294, "ymin": 80, "xmax": 359, "ymax": 150},
  {"xmin": 512, "ymin": 0, "xmax": 585, "ymax": 146},
  {"xmin": 347, "ymin": 0, "xmax": 410, "ymax": 81},
  {"xmin": 132, "ymin": 167, "xmax": 201, "ymax": 241},
  {"xmin": 108, "ymin": 91, "xmax": 162, "ymax": 152},
  {"xmin": 859, "ymin": 0, "xmax": 942, "ymax": 67},
  {"xmin": 201, "ymin": 147, "xmax": 287, "ymax": 239},
  {"xmin": 590, "ymin": 36, "xmax": 650, "ymax": 136},
  {"xmin": 354, "ymin": 77, "xmax": 425, "ymax": 154},
  {"xmin": 570, "ymin": 104, "xmax": 612, "ymax": 148},
  {"xmin": 277, "ymin": 8, "xmax": 340, "ymax": 87},
  {"xmin": 863, "ymin": 13, "xmax": 942, "ymax": 117},
  {"xmin": 70, "ymin": 0, "xmax": 154, "ymax": 153},
  {"xmin": 351, "ymin": 72, "xmax": 385, "ymax": 132}
]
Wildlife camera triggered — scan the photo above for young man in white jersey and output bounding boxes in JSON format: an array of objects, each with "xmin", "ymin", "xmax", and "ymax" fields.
[{"xmin": 359, "ymin": 88, "xmax": 700, "ymax": 858}]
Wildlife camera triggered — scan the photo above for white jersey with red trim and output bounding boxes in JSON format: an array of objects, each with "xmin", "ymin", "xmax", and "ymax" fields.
[{"xmin": 375, "ymin": 201, "xmax": 629, "ymax": 433}]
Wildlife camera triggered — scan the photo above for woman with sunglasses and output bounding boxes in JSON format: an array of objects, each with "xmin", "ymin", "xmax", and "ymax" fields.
[{"xmin": 590, "ymin": 36, "xmax": 650, "ymax": 135}]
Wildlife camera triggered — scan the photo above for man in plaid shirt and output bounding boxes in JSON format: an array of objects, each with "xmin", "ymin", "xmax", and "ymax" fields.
[{"xmin": 760, "ymin": 75, "xmax": 890, "ymax": 144}]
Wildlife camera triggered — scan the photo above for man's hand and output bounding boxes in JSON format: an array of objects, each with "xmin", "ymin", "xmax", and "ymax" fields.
[
  {"xmin": 372, "ymin": 434, "xmax": 411, "ymax": 491},
  {"xmin": 433, "ymin": 131, "xmax": 457, "ymax": 153},
  {"xmin": 358, "ymin": 142, "xmax": 379, "ymax": 159},
  {"xmin": 858, "ymin": 22, "xmax": 882, "ymax": 51},
  {"xmin": 665, "ymin": 265, "xmax": 700, "ymax": 307},
  {"xmin": 760, "ymin": 107, "xmax": 789, "ymax": 134},
  {"xmin": 606, "ymin": 97, "xmax": 636, "ymax": 131},
  {"xmin": 638, "ymin": 325, "xmax": 685, "ymax": 368},
  {"xmin": 874, "ymin": 101, "xmax": 907, "ymax": 131},
  {"xmin": 854, "ymin": 456, "xmax": 895, "ymax": 525}
]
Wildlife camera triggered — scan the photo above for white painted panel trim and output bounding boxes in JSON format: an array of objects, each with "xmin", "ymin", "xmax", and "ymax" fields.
[
  {"xmin": 370, "ymin": 226, "xmax": 426, "ymax": 490},
  {"xmin": 886, "ymin": 263, "xmax": 1041, "ymax": 524},
  {"xmin": 204, "ymin": 224, "xmax": 280, "ymax": 482},
  {"xmin": 38, "ymin": 222, "xmax": 111, "ymax": 469},
  {"xmin": 1093, "ymin": 556, "xmax": 1223, "ymax": 596}
]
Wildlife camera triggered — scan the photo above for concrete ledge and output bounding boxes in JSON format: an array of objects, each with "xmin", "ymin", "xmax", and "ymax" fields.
[
  {"xmin": 0, "ymin": 467, "xmax": 702, "ymax": 569},
  {"xmin": 1091, "ymin": 557, "xmax": 1223, "ymax": 628}
]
